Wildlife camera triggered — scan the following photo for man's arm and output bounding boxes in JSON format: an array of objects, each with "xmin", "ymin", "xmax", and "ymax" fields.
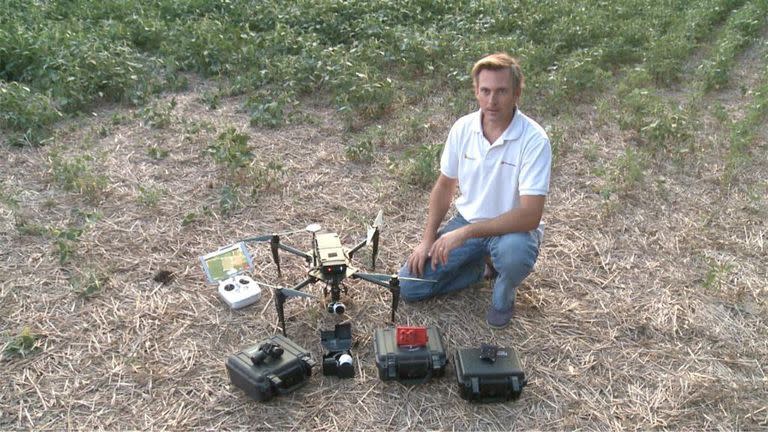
[
  {"xmin": 429, "ymin": 194, "xmax": 545, "ymax": 267},
  {"xmin": 463, "ymin": 194, "xmax": 545, "ymax": 238},
  {"xmin": 406, "ymin": 174, "xmax": 457, "ymax": 276}
]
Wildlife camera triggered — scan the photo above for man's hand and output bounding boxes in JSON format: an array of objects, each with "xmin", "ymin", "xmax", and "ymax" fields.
[
  {"xmin": 406, "ymin": 240, "xmax": 434, "ymax": 278},
  {"xmin": 428, "ymin": 227, "xmax": 468, "ymax": 270}
]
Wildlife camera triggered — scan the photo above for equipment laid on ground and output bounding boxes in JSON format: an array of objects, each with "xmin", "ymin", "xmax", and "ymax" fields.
[
  {"xmin": 453, "ymin": 343, "xmax": 527, "ymax": 402},
  {"xmin": 200, "ymin": 242, "xmax": 262, "ymax": 309},
  {"xmin": 320, "ymin": 322, "xmax": 354, "ymax": 379},
  {"xmin": 234, "ymin": 210, "xmax": 434, "ymax": 336},
  {"xmin": 374, "ymin": 326, "xmax": 448, "ymax": 384},
  {"xmin": 225, "ymin": 335, "xmax": 315, "ymax": 401}
]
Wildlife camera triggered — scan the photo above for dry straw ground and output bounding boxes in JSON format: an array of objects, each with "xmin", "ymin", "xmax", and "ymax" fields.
[{"xmin": 2, "ymin": 57, "xmax": 767, "ymax": 429}]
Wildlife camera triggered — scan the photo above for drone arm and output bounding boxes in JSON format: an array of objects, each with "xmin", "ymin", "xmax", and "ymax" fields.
[
  {"xmin": 290, "ymin": 276, "xmax": 316, "ymax": 291},
  {"xmin": 353, "ymin": 272, "xmax": 404, "ymax": 323},
  {"xmin": 277, "ymin": 243, "xmax": 313, "ymax": 262},
  {"xmin": 347, "ymin": 239, "xmax": 367, "ymax": 261},
  {"xmin": 275, "ymin": 276, "xmax": 317, "ymax": 336}
]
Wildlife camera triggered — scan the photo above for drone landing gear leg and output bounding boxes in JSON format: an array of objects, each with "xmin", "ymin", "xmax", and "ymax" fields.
[
  {"xmin": 274, "ymin": 277, "xmax": 315, "ymax": 336},
  {"xmin": 275, "ymin": 289, "xmax": 287, "ymax": 336},
  {"xmin": 389, "ymin": 277, "xmax": 400, "ymax": 323},
  {"xmin": 270, "ymin": 235, "xmax": 282, "ymax": 277},
  {"xmin": 371, "ymin": 230, "xmax": 380, "ymax": 271}
]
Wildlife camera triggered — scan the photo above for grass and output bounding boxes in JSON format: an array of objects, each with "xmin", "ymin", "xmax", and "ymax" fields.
[{"xmin": 137, "ymin": 184, "xmax": 165, "ymax": 207}]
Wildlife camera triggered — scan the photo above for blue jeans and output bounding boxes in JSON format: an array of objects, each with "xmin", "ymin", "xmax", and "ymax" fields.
[{"xmin": 398, "ymin": 213, "xmax": 543, "ymax": 311}]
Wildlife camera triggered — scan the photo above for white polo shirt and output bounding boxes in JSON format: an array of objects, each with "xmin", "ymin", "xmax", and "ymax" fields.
[{"xmin": 440, "ymin": 108, "xmax": 551, "ymax": 223}]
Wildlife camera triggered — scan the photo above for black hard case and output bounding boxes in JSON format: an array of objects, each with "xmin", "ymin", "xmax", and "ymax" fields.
[
  {"xmin": 225, "ymin": 335, "xmax": 315, "ymax": 401},
  {"xmin": 453, "ymin": 347, "xmax": 527, "ymax": 402},
  {"xmin": 373, "ymin": 327, "xmax": 448, "ymax": 384}
]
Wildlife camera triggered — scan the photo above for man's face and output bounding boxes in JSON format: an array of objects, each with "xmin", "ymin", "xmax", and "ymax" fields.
[{"xmin": 474, "ymin": 68, "xmax": 519, "ymax": 125}]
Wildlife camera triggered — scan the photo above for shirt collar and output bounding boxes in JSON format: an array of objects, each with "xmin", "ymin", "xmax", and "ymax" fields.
[{"xmin": 471, "ymin": 107, "xmax": 524, "ymax": 142}]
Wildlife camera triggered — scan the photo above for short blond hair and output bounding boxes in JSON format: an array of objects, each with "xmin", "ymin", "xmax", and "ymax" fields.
[{"xmin": 471, "ymin": 53, "xmax": 524, "ymax": 94}]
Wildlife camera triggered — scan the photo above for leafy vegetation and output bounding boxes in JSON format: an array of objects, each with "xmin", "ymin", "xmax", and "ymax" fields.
[
  {"xmin": 390, "ymin": 142, "xmax": 443, "ymax": 188},
  {"xmin": 723, "ymin": 63, "xmax": 768, "ymax": 185},
  {"xmin": 4, "ymin": 0, "xmax": 764, "ymax": 148},
  {"xmin": 2, "ymin": 0, "xmax": 765, "ymax": 199},
  {"xmin": 698, "ymin": 1, "xmax": 768, "ymax": 92},
  {"xmin": 48, "ymin": 151, "xmax": 109, "ymax": 201},
  {"xmin": 3, "ymin": 326, "xmax": 42, "ymax": 359},
  {"xmin": 70, "ymin": 270, "xmax": 110, "ymax": 298}
]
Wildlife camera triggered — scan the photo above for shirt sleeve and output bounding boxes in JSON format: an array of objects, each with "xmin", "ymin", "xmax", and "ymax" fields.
[
  {"xmin": 440, "ymin": 121, "xmax": 461, "ymax": 179},
  {"xmin": 518, "ymin": 136, "xmax": 552, "ymax": 196}
]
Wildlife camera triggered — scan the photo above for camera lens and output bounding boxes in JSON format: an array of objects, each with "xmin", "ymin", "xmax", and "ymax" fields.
[
  {"xmin": 327, "ymin": 302, "xmax": 346, "ymax": 315},
  {"xmin": 336, "ymin": 352, "xmax": 354, "ymax": 378},
  {"xmin": 338, "ymin": 353, "xmax": 353, "ymax": 366}
]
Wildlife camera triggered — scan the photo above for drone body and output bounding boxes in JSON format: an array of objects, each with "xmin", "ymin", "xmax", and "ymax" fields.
[{"xmin": 311, "ymin": 233, "xmax": 349, "ymax": 279}]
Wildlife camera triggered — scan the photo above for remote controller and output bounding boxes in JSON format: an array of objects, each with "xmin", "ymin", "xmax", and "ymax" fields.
[{"xmin": 218, "ymin": 275, "xmax": 261, "ymax": 309}]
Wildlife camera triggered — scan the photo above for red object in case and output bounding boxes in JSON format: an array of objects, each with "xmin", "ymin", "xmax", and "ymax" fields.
[{"xmin": 396, "ymin": 326, "xmax": 429, "ymax": 347}]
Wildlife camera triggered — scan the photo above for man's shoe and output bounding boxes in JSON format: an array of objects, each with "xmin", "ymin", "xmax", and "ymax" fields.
[{"xmin": 486, "ymin": 304, "xmax": 514, "ymax": 329}]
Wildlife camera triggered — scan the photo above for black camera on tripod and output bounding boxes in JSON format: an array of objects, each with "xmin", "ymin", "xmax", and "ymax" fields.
[{"xmin": 320, "ymin": 322, "xmax": 354, "ymax": 379}]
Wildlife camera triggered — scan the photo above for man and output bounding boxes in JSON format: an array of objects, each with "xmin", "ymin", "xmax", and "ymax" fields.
[{"xmin": 398, "ymin": 52, "xmax": 551, "ymax": 329}]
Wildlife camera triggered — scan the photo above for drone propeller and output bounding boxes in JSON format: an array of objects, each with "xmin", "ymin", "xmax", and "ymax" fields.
[
  {"xmin": 242, "ymin": 227, "xmax": 310, "ymax": 242},
  {"xmin": 347, "ymin": 210, "xmax": 383, "ymax": 267},
  {"xmin": 398, "ymin": 276, "xmax": 438, "ymax": 283},
  {"xmin": 354, "ymin": 272, "xmax": 436, "ymax": 284},
  {"xmin": 366, "ymin": 210, "xmax": 384, "ymax": 244},
  {"xmin": 241, "ymin": 234, "xmax": 274, "ymax": 243}
]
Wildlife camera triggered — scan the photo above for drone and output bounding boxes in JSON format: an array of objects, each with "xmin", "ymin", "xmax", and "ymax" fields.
[{"xmin": 241, "ymin": 211, "xmax": 431, "ymax": 336}]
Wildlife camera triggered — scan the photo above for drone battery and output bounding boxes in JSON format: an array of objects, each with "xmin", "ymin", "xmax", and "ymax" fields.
[
  {"xmin": 453, "ymin": 345, "xmax": 527, "ymax": 403},
  {"xmin": 225, "ymin": 335, "xmax": 315, "ymax": 402},
  {"xmin": 374, "ymin": 326, "xmax": 447, "ymax": 384}
]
